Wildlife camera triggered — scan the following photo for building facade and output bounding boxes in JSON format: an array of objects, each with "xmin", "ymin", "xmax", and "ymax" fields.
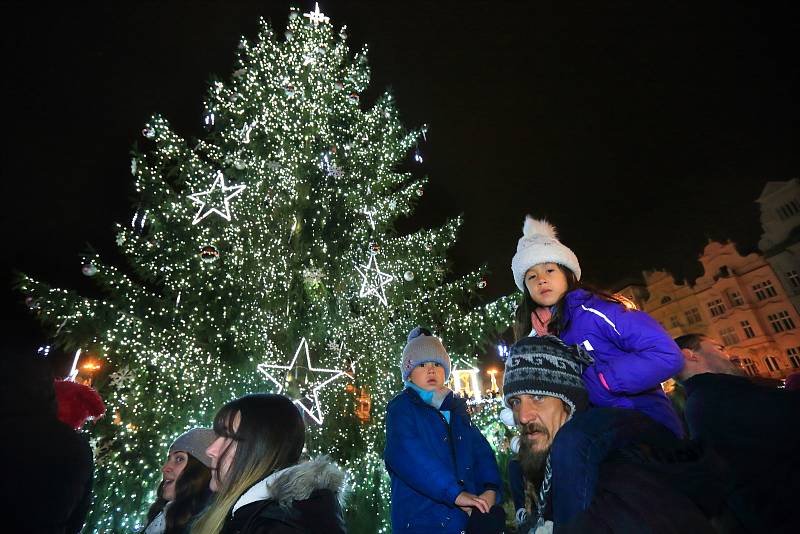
[
  {"xmin": 757, "ymin": 179, "xmax": 800, "ymax": 316},
  {"xmin": 640, "ymin": 241, "xmax": 800, "ymax": 378}
]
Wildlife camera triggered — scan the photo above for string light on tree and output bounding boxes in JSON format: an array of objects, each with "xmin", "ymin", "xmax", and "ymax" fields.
[{"xmin": 187, "ymin": 171, "xmax": 246, "ymax": 225}]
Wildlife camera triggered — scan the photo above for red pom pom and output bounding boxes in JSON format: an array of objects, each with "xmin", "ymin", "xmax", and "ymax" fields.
[{"xmin": 53, "ymin": 380, "xmax": 106, "ymax": 430}]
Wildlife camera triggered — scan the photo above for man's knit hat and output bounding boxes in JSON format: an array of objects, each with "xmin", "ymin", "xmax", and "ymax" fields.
[
  {"xmin": 502, "ymin": 335, "xmax": 590, "ymax": 415},
  {"xmin": 400, "ymin": 327, "xmax": 451, "ymax": 381},
  {"xmin": 511, "ymin": 216, "xmax": 581, "ymax": 291},
  {"xmin": 170, "ymin": 427, "xmax": 216, "ymax": 468}
]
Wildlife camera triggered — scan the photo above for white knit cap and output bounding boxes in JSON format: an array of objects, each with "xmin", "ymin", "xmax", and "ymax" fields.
[{"xmin": 511, "ymin": 216, "xmax": 581, "ymax": 291}]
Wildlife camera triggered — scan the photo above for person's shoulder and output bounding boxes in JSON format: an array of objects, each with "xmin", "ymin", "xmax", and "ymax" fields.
[
  {"xmin": 568, "ymin": 289, "xmax": 620, "ymax": 315},
  {"xmin": 387, "ymin": 388, "xmax": 415, "ymax": 411}
]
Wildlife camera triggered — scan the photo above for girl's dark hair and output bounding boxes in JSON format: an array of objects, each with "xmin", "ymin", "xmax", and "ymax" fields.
[
  {"xmin": 193, "ymin": 393, "xmax": 306, "ymax": 534},
  {"xmin": 146, "ymin": 454, "xmax": 211, "ymax": 534},
  {"xmin": 513, "ymin": 264, "xmax": 627, "ymax": 340}
]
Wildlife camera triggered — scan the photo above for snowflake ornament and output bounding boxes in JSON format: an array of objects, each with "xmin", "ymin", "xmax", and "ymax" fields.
[{"xmin": 108, "ymin": 366, "xmax": 135, "ymax": 389}]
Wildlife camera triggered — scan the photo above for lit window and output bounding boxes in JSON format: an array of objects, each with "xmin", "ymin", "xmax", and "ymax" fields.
[
  {"xmin": 707, "ymin": 299, "xmax": 726, "ymax": 318},
  {"xmin": 765, "ymin": 356, "xmax": 780, "ymax": 372},
  {"xmin": 685, "ymin": 308, "xmax": 702, "ymax": 325},
  {"xmin": 753, "ymin": 280, "xmax": 777, "ymax": 301},
  {"xmin": 719, "ymin": 327, "xmax": 739, "ymax": 346},
  {"xmin": 787, "ymin": 270, "xmax": 800, "ymax": 289},
  {"xmin": 787, "ymin": 347, "xmax": 800, "ymax": 369},
  {"xmin": 740, "ymin": 320, "xmax": 755, "ymax": 339}
]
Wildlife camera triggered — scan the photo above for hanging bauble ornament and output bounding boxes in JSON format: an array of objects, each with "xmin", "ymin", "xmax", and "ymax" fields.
[
  {"xmin": 288, "ymin": 10, "xmax": 298, "ymax": 20},
  {"xmin": 233, "ymin": 68, "xmax": 246, "ymax": 79},
  {"xmin": 203, "ymin": 111, "xmax": 215, "ymax": 130},
  {"xmin": 200, "ymin": 245, "xmax": 220, "ymax": 263},
  {"xmin": 416, "ymin": 188, "xmax": 424, "ymax": 197},
  {"xmin": 370, "ymin": 242, "xmax": 381, "ymax": 254},
  {"xmin": 234, "ymin": 159, "xmax": 246, "ymax": 170},
  {"xmin": 345, "ymin": 383, "xmax": 355, "ymax": 394},
  {"xmin": 81, "ymin": 263, "xmax": 97, "ymax": 277},
  {"xmin": 500, "ymin": 407, "xmax": 515, "ymax": 427},
  {"xmin": 334, "ymin": 81, "xmax": 344, "ymax": 90},
  {"xmin": 142, "ymin": 127, "xmax": 155, "ymax": 139},
  {"xmin": 284, "ymin": 30, "xmax": 293, "ymax": 41},
  {"xmin": 237, "ymin": 39, "xmax": 247, "ymax": 49},
  {"xmin": 347, "ymin": 93, "xmax": 359, "ymax": 104},
  {"xmin": 403, "ymin": 270, "xmax": 414, "ymax": 282},
  {"xmin": 511, "ymin": 435, "xmax": 521, "ymax": 454},
  {"xmin": 284, "ymin": 83, "xmax": 296, "ymax": 97},
  {"xmin": 229, "ymin": 93, "xmax": 240, "ymax": 103},
  {"xmin": 477, "ymin": 278, "xmax": 488, "ymax": 289},
  {"xmin": 24, "ymin": 296, "xmax": 38, "ymax": 309}
]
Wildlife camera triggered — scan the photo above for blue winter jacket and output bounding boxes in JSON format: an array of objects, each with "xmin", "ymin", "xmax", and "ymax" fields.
[
  {"xmin": 384, "ymin": 387, "xmax": 502, "ymax": 533},
  {"xmin": 559, "ymin": 289, "xmax": 685, "ymax": 437}
]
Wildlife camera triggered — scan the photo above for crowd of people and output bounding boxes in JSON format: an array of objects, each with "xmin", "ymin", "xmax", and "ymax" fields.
[{"xmin": 7, "ymin": 215, "xmax": 800, "ymax": 533}]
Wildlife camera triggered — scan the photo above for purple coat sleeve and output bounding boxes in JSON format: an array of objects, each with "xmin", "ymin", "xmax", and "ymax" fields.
[{"xmin": 590, "ymin": 304, "xmax": 684, "ymax": 395}]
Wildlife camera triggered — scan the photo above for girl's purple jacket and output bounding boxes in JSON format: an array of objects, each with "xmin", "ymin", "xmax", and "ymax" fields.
[{"xmin": 559, "ymin": 289, "xmax": 685, "ymax": 437}]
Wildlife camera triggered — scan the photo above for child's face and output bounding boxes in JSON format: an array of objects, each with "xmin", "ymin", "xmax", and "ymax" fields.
[
  {"xmin": 525, "ymin": 263, "xmax": 569, "ymax": 307},
  {"xmin": 409, "ymin": 361, "xmax": 446, "ymax": 391}
]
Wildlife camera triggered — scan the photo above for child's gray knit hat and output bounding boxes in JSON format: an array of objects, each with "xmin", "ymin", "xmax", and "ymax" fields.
[{"xmin": 400, "ymin": 327, "xmax": 451, "ymax": 381}]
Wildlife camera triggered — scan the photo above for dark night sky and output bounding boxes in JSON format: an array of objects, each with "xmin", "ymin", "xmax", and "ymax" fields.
[{"xmin": 2, "ymin": 1, "xmax": 799, "ymax": 357}]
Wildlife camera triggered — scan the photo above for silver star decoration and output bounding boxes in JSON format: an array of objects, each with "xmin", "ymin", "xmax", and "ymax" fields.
[
  {"xmin": 256, "ymin": 338, "xmax": 346, "ymax": 424},
  {"xmin": 187, "ymin": 171, "xmax": 246, "ymax": 225},
  {"xmin": 303, "ymin": 53, "xmax": 316, "ymax": 65},
  {"xmin": 303, "ymin": 2, "xmax": 330, "ymax": 25},
  {"xmin": 355, "ymin": 252, "xmax": 394, "ymax": 306},
  {"xmin": 108, "ymin": 366, "xmax": 135, "ymax": 389}
]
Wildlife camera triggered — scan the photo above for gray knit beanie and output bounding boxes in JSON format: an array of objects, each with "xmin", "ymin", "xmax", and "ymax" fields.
[
  {"xmin": 400, "ymin": 327, "xmax": 451, "ymax": 381},
  {"xmin": 169, "ymin": 427, "xmax": 216, "ymax": 468},
  {"xmin": 502, "ymin": 335, "xmax": 591, "ymax": 415}
]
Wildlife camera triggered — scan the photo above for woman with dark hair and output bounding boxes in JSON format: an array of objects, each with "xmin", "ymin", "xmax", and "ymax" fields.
[
  {"xmin": 144, "ymin": 428, "xmax": 215, "ymax": 534},
  {"xmin": 192, "ymin": 393, "xmax": 347, "ymax": 534}
]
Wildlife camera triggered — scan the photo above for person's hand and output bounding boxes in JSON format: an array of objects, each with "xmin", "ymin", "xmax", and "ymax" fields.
[
  {"xmin": 455, "ymin": 491, "xmax": 490, "ymax": 515},
  {"xmin": 478, "ymin": 489, "xmax": 496, "ymax": 508}
]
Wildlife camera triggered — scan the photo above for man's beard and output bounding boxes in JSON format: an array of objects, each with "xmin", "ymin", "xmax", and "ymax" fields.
[{"xmin": 517, "ymin": 422, "xmax": 551, "ymax": 489}]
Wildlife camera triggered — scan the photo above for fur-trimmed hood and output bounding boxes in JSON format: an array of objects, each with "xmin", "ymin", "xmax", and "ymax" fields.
[{"xmin": 232, "ymin": 456, "xmax": 348, "ymax": 515}]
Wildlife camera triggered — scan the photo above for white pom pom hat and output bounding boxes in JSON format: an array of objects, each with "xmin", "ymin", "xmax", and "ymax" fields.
[{"xmin": 511, "ymin": 216, "xmax": 581, "ymax": 291}]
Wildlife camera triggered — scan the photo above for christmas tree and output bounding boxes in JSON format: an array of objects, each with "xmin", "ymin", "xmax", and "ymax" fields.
[{"xmin": 20, "ymin": 5, "xmax": 514, "ymax": 532}]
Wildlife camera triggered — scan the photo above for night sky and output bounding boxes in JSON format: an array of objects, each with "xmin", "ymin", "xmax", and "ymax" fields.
[{"xmin": 2, "ymin": 1, "xmax": 799, "ymax": 359}]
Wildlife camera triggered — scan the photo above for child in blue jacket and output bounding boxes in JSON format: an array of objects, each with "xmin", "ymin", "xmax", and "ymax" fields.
[
  {"xmin": 384, "ymin": 328, "xmax": 504, "ymax": 534},
  {"xmin": 510, "ymin": 216, "xmax": 684, "ymax": 438}
]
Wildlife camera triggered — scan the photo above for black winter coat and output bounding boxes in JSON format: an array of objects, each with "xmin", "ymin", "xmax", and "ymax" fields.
[
  {"xmin": 1, "ymin": 357, "xmax": 93, "ymax": 534},
  {"xmin": 220, "ymin": 457, "xmax": 347, "ymax": 534}
]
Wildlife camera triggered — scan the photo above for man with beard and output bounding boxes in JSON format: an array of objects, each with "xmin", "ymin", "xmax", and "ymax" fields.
[
  {"xmin": 675, "ymin": 334, "xmax": 800, "ymax": 533},
  {"xmin": 503, "ymin": 335, "xmax": 723, "ymax": 533}
]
